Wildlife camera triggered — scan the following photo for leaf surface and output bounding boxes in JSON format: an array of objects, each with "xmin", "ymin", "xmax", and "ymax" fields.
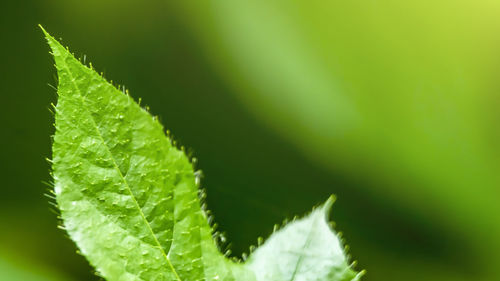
[
  {"xmin": 43, "ymin": 27, "xmax": 361, "ymax": 281},
  {"xmin": 247, "ymin": 197, "xmax": 363, "ymax": 281},
  {"xmin": 43, "ymin": 27, "xmax": 252, "ymax": 281}
]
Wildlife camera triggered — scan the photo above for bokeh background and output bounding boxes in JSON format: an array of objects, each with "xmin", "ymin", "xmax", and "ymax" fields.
[{"xmin": 1, "ymin": 1, "xmax": 499, "ymax": 280}]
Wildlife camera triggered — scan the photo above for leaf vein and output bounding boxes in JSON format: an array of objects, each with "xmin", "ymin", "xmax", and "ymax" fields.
[{"xmin": 59, "ymin": 56, "xmax": 182, "ymax": 281}]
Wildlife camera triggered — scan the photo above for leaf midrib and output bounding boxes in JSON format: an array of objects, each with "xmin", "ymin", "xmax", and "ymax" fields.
[
  {"xmin": 58, "ymin": 53, "xmax": 182, "ymax": 281},
  {"xmin": 289, "ymin": 212, "xmax": 319, "ymax": 281}
]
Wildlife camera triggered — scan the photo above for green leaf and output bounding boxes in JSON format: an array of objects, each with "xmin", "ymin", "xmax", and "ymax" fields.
[
  {"xmin": 247, "ymin": 197, "xmax": 363, "ymax": 281},
  {"xmin": 42, "ymin": 26, "xmax": 361, "ymax": 281},
  {"xmin": 42, "ymin": 26, "xmax": 252, "ymax": 281}
]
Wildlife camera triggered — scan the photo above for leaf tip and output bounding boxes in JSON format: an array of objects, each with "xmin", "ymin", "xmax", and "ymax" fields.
[
  {"xmin": 38, "ymin": 24, "xmax": 47, "ymax": 34},
  {"xmin": 39, "ymin": 26, "xmax": 65, "ymax": 59},
  {"xmin": 321, "ymin": 194, "xmax": 336, "ymax": 218},
  {"xmin": 38, "ymin": 24, "xmax": 54, "ymax": 44}
]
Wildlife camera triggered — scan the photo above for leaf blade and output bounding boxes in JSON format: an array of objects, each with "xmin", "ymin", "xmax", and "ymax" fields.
[
  {"xmin": 246, "ymin": 197, "xmax": 363, "ymax": 281},
  {"xmin": 42, "ymin": 26, "xmax": 361, "ymax": 281},
  {"xmin": 43, "ymin": 27, "xmax": 243, "ymax": 281}
]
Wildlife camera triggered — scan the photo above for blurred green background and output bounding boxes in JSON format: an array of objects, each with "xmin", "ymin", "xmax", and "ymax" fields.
[{"xmin": 1, "ymin": 1, "xmax": 499, "ymax": 280}]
